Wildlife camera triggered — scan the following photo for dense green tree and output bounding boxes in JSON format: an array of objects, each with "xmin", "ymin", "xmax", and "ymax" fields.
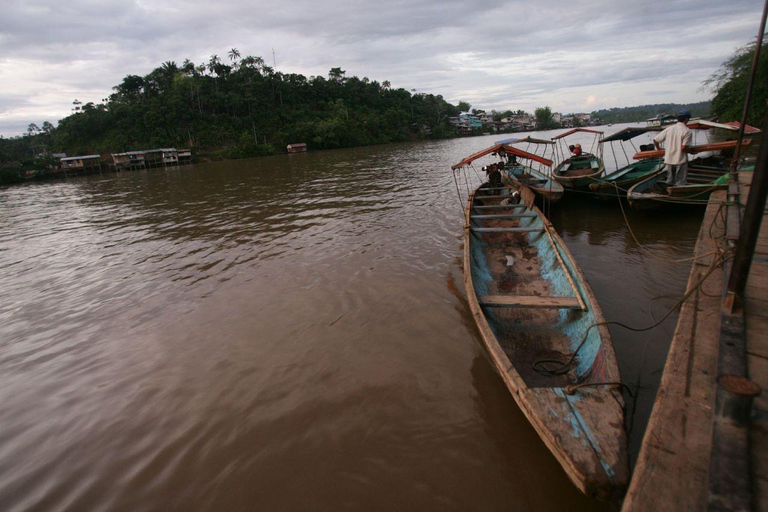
[
  {"xmin": 704, "ymin": 37, "xmax": 768, "ymax": 126},
  {"xmin": 591, "ymin": 102, "xmax": 711, "ymax": 124},
  {"xmin": 534, "ymin": 106, "xmax": 556, "ymax": 129},
  {"xmin": 1, "ymin": 59, "xmax": 464, "ymax": 164}
]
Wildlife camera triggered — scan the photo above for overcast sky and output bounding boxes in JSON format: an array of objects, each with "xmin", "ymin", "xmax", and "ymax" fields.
[{"xmin": 0, "ymin": 0, "xmax": 763, "ymax": 137}]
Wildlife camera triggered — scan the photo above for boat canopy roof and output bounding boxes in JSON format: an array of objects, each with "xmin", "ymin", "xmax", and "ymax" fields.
[
  {"xmin": 497, "ymin": 136, "xmax": 555, "ymax": 145},
  {"xmin": 686, "ymin": 119, "xmax": 761, "ymax": 134},
  {"xmin": 551, "ymin": 127, "xmax": 604, "ymax": 140},
  {"xmin": 451, "ymin": 143, "xmax": 553, "ymax": 170},
  {"xmin": 599, "ymin": 126, "xmax": 662, "ymax": 143}
]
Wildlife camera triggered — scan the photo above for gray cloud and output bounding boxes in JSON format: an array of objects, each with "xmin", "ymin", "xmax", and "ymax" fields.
[{"xmin": 0, "ymin": 0, "xmax": 763, "ymax": 136}]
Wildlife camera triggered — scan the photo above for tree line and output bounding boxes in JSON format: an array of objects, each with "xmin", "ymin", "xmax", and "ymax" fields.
[
  {"xmin": 2, "ymin": 51, "xmax": 465, "ymax": 166},
  {"xmin": 2, "ymin": 37, "xmax": 764, "ymax": 183}
]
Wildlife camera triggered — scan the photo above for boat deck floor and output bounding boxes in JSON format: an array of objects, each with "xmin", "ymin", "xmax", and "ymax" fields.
[{"xmin": 471, "ymin": 205, "xmax": 579, "ymax": 388}]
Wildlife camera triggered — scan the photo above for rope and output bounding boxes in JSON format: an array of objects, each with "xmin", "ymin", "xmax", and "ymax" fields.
[
  {"xmin": 613, "ymin": 180, "xmax": 722, "ymax": 263},
  {"xmin": 564, "ymin": 381, "xmax": 635, "ymax": 398},
  {"xmin": 532, "ymin": 248, "xmax": 731, "ymax": 377}
]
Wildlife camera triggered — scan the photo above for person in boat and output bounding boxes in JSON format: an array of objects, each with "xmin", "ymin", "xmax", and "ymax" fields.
[
  {"xmin": 487, "ymin": 163, "xmax": 502, "ymax": 192},
  {"xmin": 653, "ymin": 109, "xmax": 692, "ymax": 187},
  {"xmin": 570, "ymin": 144, "xmax": 583, "ymax": 157}
]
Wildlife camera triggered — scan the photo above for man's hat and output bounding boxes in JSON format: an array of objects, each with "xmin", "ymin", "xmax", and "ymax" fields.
[{"xmin": 678, "ymin": 109, "xmax": 692, "ymax": 117}]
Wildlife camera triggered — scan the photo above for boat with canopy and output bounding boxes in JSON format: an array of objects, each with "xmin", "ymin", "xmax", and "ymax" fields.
[
  {"xmin": 451, "ymin": 142, "xmax": 563, "ymax": 204},
  {"xmin": 551, "ymin": 128, "xmax": 606, "ymax": 190},
  {"xmin": 589, "ymin": 127, "xmax": 665, "ymax": 199},
  {"xmin": 496, "ymin": 137, "xmax": 564, "ymax": 203},
  {"xmin": 626, "ymin": 138, "xmax": 754, "ymax": 210}
]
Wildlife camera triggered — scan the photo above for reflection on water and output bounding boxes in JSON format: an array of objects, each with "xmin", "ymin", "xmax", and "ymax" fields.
[{"xmin": 0, "ymin": 125, "xmax": 698, "ymax": 511}]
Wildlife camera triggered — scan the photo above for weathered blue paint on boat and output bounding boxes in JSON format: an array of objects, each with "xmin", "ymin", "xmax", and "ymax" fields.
[{"xmin": 463, "ymin": 183, "xmax": 628, "ymax": 499}]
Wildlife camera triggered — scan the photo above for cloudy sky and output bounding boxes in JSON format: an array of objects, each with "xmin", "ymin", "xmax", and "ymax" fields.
[{"xmin": 0, "ymin": 0, "xmax": 762, "ymax": 136}]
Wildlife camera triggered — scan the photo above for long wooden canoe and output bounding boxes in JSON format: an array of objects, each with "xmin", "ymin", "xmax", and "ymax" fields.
[{"xmin": 464, "ymin": 183, "xmax": 628, "ymax": 499}]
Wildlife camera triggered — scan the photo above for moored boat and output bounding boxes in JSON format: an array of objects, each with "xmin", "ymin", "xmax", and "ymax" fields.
[
  {"xmin": 589, "ymin": 127, "xmax": 665, "ymax": 199},
  {"xmin": 626, "ymin": 137, "xmax": 756, "ymax": 210},
  {"xmin": 451, "ymin": 142, "xmax": 561, "ymax": 204},
  {"xmin": 498, "ymin": 136, "xmax": 564, "ymax": 203},
  {"xmin": 502, "ymin": 163, "xmax": 564, "ymax": 203},
  {"xmin": 551, "ymin": 128, "xmax": 606, "ymax": 190},
  {"xmin": 626, "ymin": 168, "xmax": 729, "ymax": 210},
  {"xmin": 463, "ymin": 183, "xmax": 628, "ymax": 499}
]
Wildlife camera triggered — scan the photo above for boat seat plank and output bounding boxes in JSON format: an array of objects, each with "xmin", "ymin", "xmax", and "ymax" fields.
[
  {"xmin": 471, "ymin": 227, "xmax": 544, "ymax": 233},
  {"xmin": 472, "ymin": 195, "xmax": 518, "ymax": 200},
  {"xmin": 478, "ymin": 295, "xmax": 581, "ymax": 309},
  {"xmin": 470, "ymin": 213, "xmax": 538, "ymax": 219},
  {"xmin": 472, "ymin": 204, "xmax": 529, "ymax": 210}
]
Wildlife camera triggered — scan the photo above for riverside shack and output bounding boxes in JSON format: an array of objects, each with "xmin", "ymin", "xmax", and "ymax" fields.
[
  {"xmin": 287, "ymin": 143, "xmax": 307, "ymax": 154},
  {"xmin": 60, "ymin": 155, "xmax": 102, "ymax": 174}
]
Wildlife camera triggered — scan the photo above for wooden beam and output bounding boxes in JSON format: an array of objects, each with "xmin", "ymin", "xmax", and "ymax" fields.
[
  {"xmin": 470, "ymin": 213, "xmax": 538, "ymax": 219},
  {"xmin": 478, "ymin": 295, "xmax": 581, "ymax": 309},
  {"xmin": 470, "ymin": 227, "xmax": 544, "ymax": 233},
  {"xmin": 471, "ymin": 204, "xmax": 529, "ymax": 210}
]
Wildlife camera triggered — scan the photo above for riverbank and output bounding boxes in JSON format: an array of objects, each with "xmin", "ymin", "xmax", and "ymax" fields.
[{"xmin": 623, "ymin": 163, "xmax": 767, "ymax": 510}]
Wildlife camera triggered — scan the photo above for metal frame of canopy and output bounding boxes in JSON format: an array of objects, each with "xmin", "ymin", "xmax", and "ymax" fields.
[
  {"xmin": 451, "ymin": 143, "xmax": 553, "ymax": 170},
  {"xmin": 551, "ymin": 127, "xmax": 604, "ymax": 166},
  {"xmin": 598, "ymin": 126, "xmax": 662, "ymax": 172},
  {"xmin": 496, "ymin": 137, "xmax": 557, "ymax": 176}
]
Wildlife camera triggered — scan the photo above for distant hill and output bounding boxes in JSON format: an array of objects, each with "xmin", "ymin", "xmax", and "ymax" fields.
[{"xmin": 592, "ymin": 101, "xmax": 712, "ymax": 124}]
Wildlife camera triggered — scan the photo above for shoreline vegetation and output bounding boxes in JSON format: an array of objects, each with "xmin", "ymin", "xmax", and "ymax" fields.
[{"xmin": 1, "ymin": 38, "xmax": 764, "ymax": 186}]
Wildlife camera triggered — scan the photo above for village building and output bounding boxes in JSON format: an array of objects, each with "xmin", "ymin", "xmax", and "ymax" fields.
[
  {"xmin": 177, "ymin": 149, "xmax": 192, "ymax": 164},
  {"xmin": 161, "ymin": 148, "xmax": 179, "ymax": 165},
  {"xmin": 286, "ymin": 143, "xmax": 308, "ymax": 153},
  {"xmin": 59, "ymin": 155, "xmax": 102, "ymax": 174}
]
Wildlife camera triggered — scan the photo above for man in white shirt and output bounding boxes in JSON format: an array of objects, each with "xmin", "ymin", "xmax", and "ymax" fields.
[{"xmin": 653, "ymin": 110, "xmax": 693, "ymax": 186}]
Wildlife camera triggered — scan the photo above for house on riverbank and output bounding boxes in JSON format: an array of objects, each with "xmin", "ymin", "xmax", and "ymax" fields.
[{"xmin": 60, "ymin": 155, "xmax": 102, "ymax": 174}]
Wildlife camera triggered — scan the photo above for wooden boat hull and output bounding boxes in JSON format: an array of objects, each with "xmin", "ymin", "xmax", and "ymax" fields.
[
  {"xmin": 626, "ymin": 169, "xmax": 727, "ymax": 211},
  {"xmin": 588, "ymin": 158, "xmax": 665, "ymax": 200},
  {"xmin": 553, "ymin": 154, "xmax": 605, "ymax": 190},
  {"xmin": 464, "ymin": 184, "xmax": 628, "ymax": 499},
  {"xmin": 502, "ymin": 164, "xmax": 564, "ymax": 203}
]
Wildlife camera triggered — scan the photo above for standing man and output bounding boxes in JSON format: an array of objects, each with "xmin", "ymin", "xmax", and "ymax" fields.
[{"xmin": 653, "ymin": 110, "xmax": 692, "ymax": 187}]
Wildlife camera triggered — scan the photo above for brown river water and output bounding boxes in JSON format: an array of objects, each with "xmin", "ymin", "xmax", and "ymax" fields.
[{"xmin": 0, "ymin": 125, "xmax": 704, "ymax": 511}]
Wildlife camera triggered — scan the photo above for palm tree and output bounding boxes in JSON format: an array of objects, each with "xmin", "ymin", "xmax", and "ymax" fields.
[
  {"xmin": 162, "ymin": 61, "xmax": 178, "ymax": 73},
  {"xmin": 208, "ymin": 54, "xmax": 221, "ymax": 75},
  {"xmin": 228, "ymin": 48, "xmax": 241, "ymax": 62}
]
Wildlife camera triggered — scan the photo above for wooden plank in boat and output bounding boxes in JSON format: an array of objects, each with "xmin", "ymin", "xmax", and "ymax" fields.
[
  {"xmin": 667, "ymin": 184, "xmax": 726, "ymax": 197},
  {"xmin": 470, "ymin": 227, "xmax": 544, "ymax": 233},
  {"xmin": 472, "ymin": 194, "xmax": 520, "ymax": 200},
  {"xmin": 470, "ymin": 213, "xmax": 538, "ymax": 219},
  {"xmin": 472, "ymin": 204, "xmax": 529, "ymax": 210},
  {"xmin": 478, "ymin": 295, "xmax": 581, "ymax": 309},
  {"xmin": 633, "ymin": 138, "xmax": 752, "ymax": 159}
]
